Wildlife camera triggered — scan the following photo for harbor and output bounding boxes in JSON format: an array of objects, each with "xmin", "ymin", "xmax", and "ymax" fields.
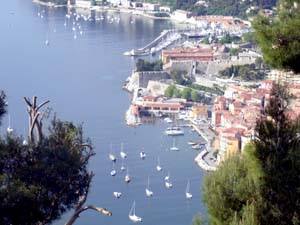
[{"xmin": 2, "ymin": 2, "xmax": 206, "ymax": 225}]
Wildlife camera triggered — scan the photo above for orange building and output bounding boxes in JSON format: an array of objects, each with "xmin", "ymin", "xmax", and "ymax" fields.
[
  {"xmin": 190, "ymin": 104, "xmax": 208, "ymax": 119},
  {"xmin": 161, "ymin": 47, "xmax": 213, "ymax": 64}
]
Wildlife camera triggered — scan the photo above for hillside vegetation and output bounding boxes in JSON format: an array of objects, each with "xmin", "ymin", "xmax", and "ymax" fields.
[{"xmin": 143, "ymin": 0, "xmax": 277, "ymax": 18}]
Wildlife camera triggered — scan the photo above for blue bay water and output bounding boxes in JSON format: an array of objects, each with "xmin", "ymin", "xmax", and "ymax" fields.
[{"xmin": 0, "ymin": 1, "xmax": 206, "ymax": 224}]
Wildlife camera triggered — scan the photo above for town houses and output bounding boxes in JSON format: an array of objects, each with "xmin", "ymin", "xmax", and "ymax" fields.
[{"xmin": 212, "ymin": 79, "xmax": 300, "ymax": 162}]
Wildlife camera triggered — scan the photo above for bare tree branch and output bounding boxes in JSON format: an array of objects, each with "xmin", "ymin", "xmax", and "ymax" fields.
[{"xmin": 64, "ymin": 206, "xmax": 112, "ymax": 225}]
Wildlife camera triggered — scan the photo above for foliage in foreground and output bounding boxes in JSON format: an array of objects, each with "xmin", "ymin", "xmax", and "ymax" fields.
[
  {"xmin": 0, "ymin": 94, "xmax": 110, "ymax": 225},
  {"xmin": 198, "ymin": 84, "xmax": 300, "ymax": 225},
  {"xmin": 253, "ymin": 0, "xmax": 300, "ymax": 74}
]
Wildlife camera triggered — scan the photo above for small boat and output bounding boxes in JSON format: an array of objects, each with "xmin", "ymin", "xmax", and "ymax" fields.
[
  {"xmin": 191, "ymin": 144, "xmax": 202, "ymax": 150},
  {"xmin": 110, "ymin": 170, "xmax": 116, "ymax": 176},
  {"xmin": 113, "ymin": 192, "xmax": 122, "ymax": 198},
  {"xmin": 128, "ymin": 201, "xmax": 142, "ymax": 222},
  {"xmin": 165, "ymin": 126, "xmax": 184, "ymax": 136},
  {"xmin": 121, "ymin": 159, "xmax": 126, "ymax": 171},
  {"xmin": 185, "ymin": 179, "xmax": 192, "ymax": 199},
  {"xmin": 165, "ymin": 180, "xmax": 173, "ymax": 189},
  {"xmin": 109, "ymin": 143, "xmax": 117, "ymax": 162},
  {"xmin": 170, "ymin": 138, "xmax": 179, "ymax": 151},
  {"xmin": 164, "ymin": 117, "xmax": 173, "ymax": 123},
  {"xmin": 140, "ymin": 150, "xmax": 146, "ymax": 160},
  {"xmin": 125, "ymin": 168, "xmax": 131, "ymax": 183},
  {"xmin": 109, "ymin": 153, "xmax": 116, "ymax": 162},
  {"xmin": 7, "ymin": 114, "xmax": 13, "ymax": 134},
  {"xmin": 110, "ymin": 163, "xmax": 116, "ymax": 176},
  {"xmin": 164, "ymin": 172, "xmax": 170, "ymax": 181},
  {"xmin": 120, "ymin": 143, "xmax": 127, "ymax": 159},
  {"xmin": 121, "ymin": 165, "xmax": 126, "ymax": 171},
  {"xmin": 145, "ymin": 176, "xmax": 154, "ymax": 197},
  {"xmin": 45, "ymin": 39, "xmax": 50, "ymax": 46},
  {"xmin": 188, "ymin": 141, "xmax": 197, "ymax": 145},
  {"xmin": 156, "ymin": 157, "xmax": 162, "ymax": 172}
]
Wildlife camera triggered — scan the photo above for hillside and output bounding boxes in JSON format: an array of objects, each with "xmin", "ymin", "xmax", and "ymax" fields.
[{"xmin": 143, "ymin": 0, "xmax": 277, "ymax": 18}]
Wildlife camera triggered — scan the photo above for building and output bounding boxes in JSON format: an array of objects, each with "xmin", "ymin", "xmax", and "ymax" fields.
[
  {"xmin": 172, "ymin": 10, "xmax": 192, "ymax": 22},
  {"xmin": 159, "ymin": 6, "xmax": 171, "ymax": 12},
  {"xmin": 143, "ymin": 3, "xmax": 160, "ymax": 11},
  {"xmin": 267, "ymin": 70, "xmax": 300, "ymax": 84},
  {"xmin": 190, "ymin": 104, "xmax": 208, "ymax": 119},
  {"xmin": 162, "ymin": 47, "xmax": 213, "ymax": 64},
  {"xmin": 76, "ymin": 0, "xmax": 91, "ymax": 8},
  {"xmin": 138, "ymin": 101, "xmax": 185, "ymax": 114}
]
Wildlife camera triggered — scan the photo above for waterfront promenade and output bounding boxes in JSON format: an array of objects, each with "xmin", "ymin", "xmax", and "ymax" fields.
[{"xmin": 191, "ymin": 122, "xmax": 218, "ymax": 171}]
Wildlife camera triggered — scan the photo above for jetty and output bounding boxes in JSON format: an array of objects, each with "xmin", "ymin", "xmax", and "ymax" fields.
[
  {"xmin": 124, "ymin": 29, "xmax": 183, "ymax": 56},
  {"xmin": 195, "ymin": 150, "xmax": 217, "ymax": 171}
]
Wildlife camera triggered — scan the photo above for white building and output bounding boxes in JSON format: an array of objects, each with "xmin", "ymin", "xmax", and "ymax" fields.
[
  {"xmin": 76, "ymin": 0, "xmax": 91, "ymax": 8},
  {"xmin": 171, "ymin": 10, "xmax": 192, "ymax": 23}
]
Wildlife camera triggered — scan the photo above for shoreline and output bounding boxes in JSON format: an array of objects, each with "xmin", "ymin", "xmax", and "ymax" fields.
[{"xmin": 32, "ymin": 0, "xmax": 171, "ymax": 20}]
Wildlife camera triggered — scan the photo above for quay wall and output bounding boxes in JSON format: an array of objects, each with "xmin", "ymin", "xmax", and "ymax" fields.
[
  {"xmin": 138, "ymin": 71, "xmax": 170, "ymax": 88},
  {"xmin": 195, "ymin": 150, "xmax": 217, "ymax": 171}
]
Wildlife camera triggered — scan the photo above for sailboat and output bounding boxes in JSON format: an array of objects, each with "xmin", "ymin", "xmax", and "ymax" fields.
[
  {"xmin": 73, "ymin": 30, "xmax": 77, "ymax": 40},
  {"xmin": 6, "ymin": 114, "xmax": 13, "ymax": 134},
  {"xmin": 109, "ymin": 143, "xmax": 116, "ymax": 162},
  {"xmin": 120, "ymin": 158, "xmax": 126, "ymax": 171},
  {"xmin": 128, "ymin": 201, "xmax": 142, "ymax": 222},
  {"xmin": 145, "ymin": 176, "xmax": 153, "ymax": 197},
  {"xmin": 140, "ymin": 148, "xmax": 146, "ymax": 159},
  {"xmin": 165, "ymin": 172, "xmax": 173, "ymax": 189},
  {"xmin": 185, "ymin": 179, "xmax": 193, "ymax": 199},
  {"xmin": 113, "ymin": 191, "xmax": 122, "ymax": 199},
  {"xmin": 170, "ymin": 138, "xmax": 179, "ymax": 151},
  {"xmin": 120, "ymin": 142, "xmax": 127, "ymax": 159},
  {"xmin": 110, "ymin": 162, "xmax": 116, "ymax": 176},
  {"xmin": 156, "ymin": 157, "xmax": 162, "ymax": 172},
  {"xmin": 125, "ymin": 168, "xmax": 131, "ymax": 183}
]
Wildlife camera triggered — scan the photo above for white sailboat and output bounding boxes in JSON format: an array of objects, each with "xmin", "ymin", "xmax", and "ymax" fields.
[
  {"xmin": 109, "ymin": 143, "xmax": 116, "ymax": 162},
  {"xmin": 170, "ymin": 138, "xmax": 179, "ymax": 151},
  {"xmin": 165, "ymin": 172, "xmax": 173, "ymax": 189},
  {"xmin": 128, "ymin": 201, "xmax": 142, "ymax": 222},
  {"xmin": 125, "ymin": 168, "xmax": 131, "ymax": 183},
  {"xmin": 164, "ymin": 172, "xmax": 170, "ymax": 181},
  {"xmin": 145, "ymin": 176, "xmax": 153, "ymax": 197},
  {"xmin": 113, "ymin": 191, "xmax": 122, "ymax": 198},
  {"xmin": 140, "ymin": 149, "xmax": 146, "ymax": 159},
  {"xmin": 120, "ymin": 158, "xmax": 126, "ymax": 171},
  {"xmin": 156, "ymin": 157, "xmax": 162, "ymax": 172},
  {"xmin": 120, "ymin": 142, "xmax": 127, "ymax": 159},
  {"xmin": 6, "ymin": 114, "xmax": 13, "ymax": 134},
  {"xmin": 185, "ymin": 179, "xmax": 193, "ymax": 199},
  {"xmin": 110, "ymin": 163, "xmax": 116, "ymax": 176}
]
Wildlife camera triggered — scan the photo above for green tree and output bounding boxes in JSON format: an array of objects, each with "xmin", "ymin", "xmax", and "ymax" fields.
[
  {"xmin": 136, "ymin": 59, "xmax": 162, "ymax": 72},
  {"xmin": 253, "ymin": 0, "xmax": 300, "ymax": 73},
  {"xmin": 181, "ymin": 87, "xmax": 192, "ymax": 100},
  {"xmin": 170, "ymin": 69, "xmax": 186, "ymax": 85},
  {"xmin": 0, "ymin": 96, "xmax": 111, "ymax": 225},
  {"xmin": 165, "ymin": 85, "xmax": 175, "ymax": 97},
  {"xmin": 203, "ymin": 145, "xmax": 262, "ymax": 225},
  {"xmin": 253, "ymin": 84, "xmax": 300, "ymax": 224},
  {"xmin": 191, "ymin": 89, "xmax": 199, "ymax": 102},
  {"xmin": 192, "ymin": 214, "xmax": 205, "ymax": 225},
  {"xmin": 173, "ymin": 87, "xmax": 182, "ymax": 98}
]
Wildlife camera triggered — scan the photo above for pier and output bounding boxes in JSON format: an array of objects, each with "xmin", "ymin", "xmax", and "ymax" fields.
[{"xmin": 124, "ymin": 29, "xmax": 192, "ymax": 56}]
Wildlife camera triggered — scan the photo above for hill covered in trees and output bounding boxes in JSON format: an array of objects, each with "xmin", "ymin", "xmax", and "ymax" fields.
[{"xmin": 143, "ymin": 0, "xmax": 277, "ymax": 18}]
